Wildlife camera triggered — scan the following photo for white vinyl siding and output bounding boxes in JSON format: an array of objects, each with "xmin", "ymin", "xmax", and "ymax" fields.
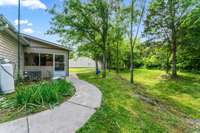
[{"xmin": 0, "ymin": 32, "xmax": 24, "ymax": 77}]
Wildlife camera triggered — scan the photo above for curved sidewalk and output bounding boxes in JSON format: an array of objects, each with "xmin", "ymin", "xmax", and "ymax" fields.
[{"xmin": 0, "ymin": 74, "xmax": 102, "ymax": 133}]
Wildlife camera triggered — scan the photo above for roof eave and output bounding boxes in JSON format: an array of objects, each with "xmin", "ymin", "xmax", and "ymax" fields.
[{"xmin": 22, "ymin": 34, "xmax": 71, "ymax": 51}]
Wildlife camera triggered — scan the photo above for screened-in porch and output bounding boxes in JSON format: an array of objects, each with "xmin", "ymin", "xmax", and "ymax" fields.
[{"xmin": 24, "ymin": 52, "xmax": 67, "ymax": 79}]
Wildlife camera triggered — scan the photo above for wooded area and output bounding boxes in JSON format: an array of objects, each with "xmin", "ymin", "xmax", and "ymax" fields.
[{"xmin": 48, "ymin": 0, "xmax": 200, "ymax": 82}]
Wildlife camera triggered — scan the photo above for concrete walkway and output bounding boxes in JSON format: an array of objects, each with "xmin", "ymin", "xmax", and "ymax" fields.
[{"xmin": 0, "ymin": 74, "xmax": 102, "ymax": 133}]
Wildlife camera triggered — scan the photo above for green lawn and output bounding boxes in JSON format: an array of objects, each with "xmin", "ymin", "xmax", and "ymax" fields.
[
  {"xmin": 69, "ymin": 68, "xmax": 95, "ymax": 73},
  {"xmin": 120, "ymin": 69, "xmax": 200, "ymax": 119},
  {"xmin": 74, "ymin": 68, "xmax": 200, "ymax": 133}
]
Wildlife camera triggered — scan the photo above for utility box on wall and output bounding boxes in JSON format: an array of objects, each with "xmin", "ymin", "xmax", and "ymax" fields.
[{"xmin": 0, "ymin": 64, "xmax": 15, "ymax": 94}]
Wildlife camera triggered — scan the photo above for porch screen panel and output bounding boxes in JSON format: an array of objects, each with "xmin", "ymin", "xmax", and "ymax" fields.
[
  {"xmin": 40, "ymin": 54, "xmax": 53, "ymax": 66},
  {"xmin": 55, "ymin": 55, "xmax": 65, "ymax": 71},
  {"xmin": 24, "ymin": 53, "xmax": 39, "ymax": 66}
]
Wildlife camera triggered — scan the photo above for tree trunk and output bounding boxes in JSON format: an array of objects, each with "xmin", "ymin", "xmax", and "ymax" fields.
[
  {"xmin": 172, "ymin": 39, "xmax": 177, "ymax": 78},
  {"xmin": 102, "ymin": 51, "xmax": 106, "ymax": 78},
  {"xmin": 101, "ymin": 5, "xmax": 108, "ymax": 78},
  {"xmin": 102, "ymin": 35, "xmax": 107, "ymax": 78},
  {"xmin": 130, "ymin": 47, "xmax": 134, "ymax": 83},
  {"xmin": 170, "ymin": 0, "xmax": 177, "ymax": 78},
  {"xmin": 166, "ymin": 57, "xmax": 170, "ymax": 74},
  {"xmin": 107, "ymin": 48, "xmax": 111, "ymax": 76},
  {"xmin": 166, "ymin": 45, "xmax": 170, "ymax": 74},
  {"xmin": 116, "ymin": 41, "xmax": 119, "ymax": 73},
  {"xmin": 130, "ymin": 0, "xmax": 134, "ymax": 83}
]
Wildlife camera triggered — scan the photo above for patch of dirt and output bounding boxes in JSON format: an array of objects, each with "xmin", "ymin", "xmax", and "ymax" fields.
[
  {"xmin": 133, "ymin": 93, "xmax": 200, "ymax": 132},
  {"xmin": 160, "ymin": 74, "xmax": 171, "ymax": 80},
  {"xmin": 133, "ymin": 94, "xmax": 159, "ymax": 106},
  {"xmin": 156, "ymin": 74, "xmax": 176, "ymax": 81},
  {"xmin": 186, "ymin": 118, "xmax": 200, "ymax": 132},
  {"xmin": 187, "ymin": 119, "xmax": 200, "ymax": 126}
]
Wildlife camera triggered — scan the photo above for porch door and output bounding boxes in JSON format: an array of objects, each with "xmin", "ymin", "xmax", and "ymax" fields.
[{"xmin": 53, "ymin": 54, "xmax": 66, "ymax": 77}]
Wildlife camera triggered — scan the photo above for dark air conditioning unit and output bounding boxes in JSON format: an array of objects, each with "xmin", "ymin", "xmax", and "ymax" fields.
[{"xmin": 24, "ymin": 70, "xmax": 42, "ymax": 81}]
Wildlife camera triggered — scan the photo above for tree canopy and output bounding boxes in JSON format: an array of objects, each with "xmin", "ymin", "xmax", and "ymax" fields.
[{"xmin": 48, "ymin": 0, "xmax": 200, "ymax": 81}]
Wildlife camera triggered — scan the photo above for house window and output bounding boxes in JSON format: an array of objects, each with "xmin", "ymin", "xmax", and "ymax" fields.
[
  {"xmin": 24, "ymin": 53, "xmax": 39, "ymax": 66},
  {"xmin": 40, "ymin": 54, "xmax": 53, "ymax": 66},
  {"xmin": 55, "ymin": 55, "xmax": 65, "ymax": 71}
]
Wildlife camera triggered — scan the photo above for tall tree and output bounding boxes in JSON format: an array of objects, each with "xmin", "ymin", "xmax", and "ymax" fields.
[
  {"xmin": 128, "ymin": 0, "xmax": 146, "ymax": 83},
  {"xmin": 48, "ymin": 0, "xmax": 118, "ymax": 78},
  {"xmin": 144, "ymin": 0, "xmax": 198, "ymax": 78},
  {"xmin": 112, "ymin": 1, "xmax": 125, "ymax": 73},
  {"xmin": 129, "ymin": 0, "xmax": 135, "ymax": 83}
]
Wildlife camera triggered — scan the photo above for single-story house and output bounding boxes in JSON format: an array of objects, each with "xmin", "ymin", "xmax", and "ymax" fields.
[{"xmin": 0, "ymin": 15, "xmax": 70, "ymax": 80}]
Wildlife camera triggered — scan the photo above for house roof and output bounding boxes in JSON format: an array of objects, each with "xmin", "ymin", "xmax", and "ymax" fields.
[
  {"xmin": 22, "ymin": 34, "xmax": 70, "ymax": 51},
  {"xmin": 0, "ymin": 14, "xmax": 70, "ymax": 51}
]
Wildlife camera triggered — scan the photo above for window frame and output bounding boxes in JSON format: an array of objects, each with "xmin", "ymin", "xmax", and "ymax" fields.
[
  {"xmin": 24, "ymin": 53, "xmax": 40, "ymax": 66},
  {"xmin": 54, "ymin": 54, "xmax": 65, "ymax": 71},
  {"xmin": 40, "ymin": 53, "xmax": 53, "ymax": 66}
]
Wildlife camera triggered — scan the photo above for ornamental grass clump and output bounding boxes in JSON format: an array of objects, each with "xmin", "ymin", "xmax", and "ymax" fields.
[{"xmin": 15, "ymin": 80, "xmax": 74, "ymax": 111}]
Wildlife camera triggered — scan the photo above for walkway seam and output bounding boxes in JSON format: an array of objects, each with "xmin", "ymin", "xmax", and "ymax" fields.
[
  {"xmin": 26, "ymin": 117, "xmax": 29, "ymax": 133},
  {"xmin": 67, "ymin": 101, "xmax": 97, "ymax": 110}
]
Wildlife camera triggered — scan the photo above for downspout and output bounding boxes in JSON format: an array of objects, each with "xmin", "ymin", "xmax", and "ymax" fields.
[
  {"xmin": 67, "ymin": 51, "xmax": 69, "ymax": 76},
  {"xmin": 17, "ymin": 0, "xmax": 21, "ymax": 80}
]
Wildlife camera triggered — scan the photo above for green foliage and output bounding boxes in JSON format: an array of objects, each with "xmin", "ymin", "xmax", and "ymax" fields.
[
  {"xmin": 143, "ymin": 2, "xmax": 200, "ymax": 72},
  {"xmin": 144, "ymin": 0, "xmax": 199, "ymax": 77},
  {"xmin": 144, "ymin": 0, "xmax": 198, "ymax": 42},
  {"xmin": 77, "ymin": 43, "xmax": 102, "ymax": 61},
  {"xmin": 143, "ymin": 44, "xmax": 170, "ymax": 70},
  {"xmin": 48, "ymin": 0, "xmax": 200, "ymax": 78},
  {"xmin": 106, "ymin": 40, "xmax": 144, "ymax": 70},
  {"xmin": 0, "ymin": 80, "xmax": 75, "ymax": 123},
  {"xmin": 16, "ymin": 80, "xmax": 74, "ymax": 110},
  {"xmin": 176, "ymin": 5, "xmax": 200, "ymax": 71},
  {"xmin": 48, "ymin": 0, "xmax": 125, "ymax": 77}
]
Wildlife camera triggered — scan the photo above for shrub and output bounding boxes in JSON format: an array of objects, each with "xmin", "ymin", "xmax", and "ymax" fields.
[{"xmin": 15, "ymin": 80, "xmax": 74, "ymax": 110}]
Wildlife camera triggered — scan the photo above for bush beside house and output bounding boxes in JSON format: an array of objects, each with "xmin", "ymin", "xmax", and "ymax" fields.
[{"xmin": 0, "ymin": 80, "xmax": 75, "ymax": 123}]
